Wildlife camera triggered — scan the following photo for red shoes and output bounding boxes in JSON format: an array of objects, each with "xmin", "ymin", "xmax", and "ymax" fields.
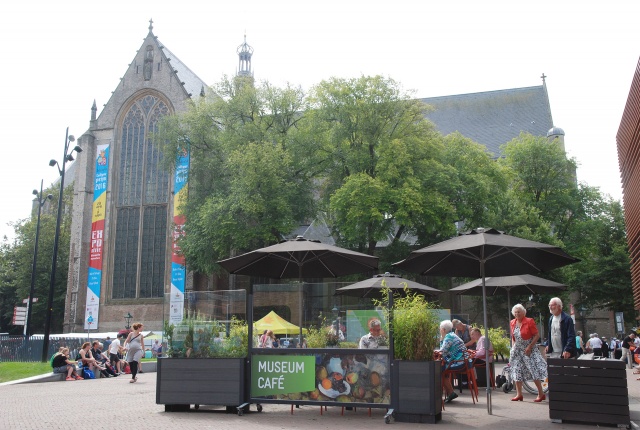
[
  {"xmin": 534, "ymin": 394, "xmax": 546, "ymax": 403},
  {"xmin": 511, "ymin": 395, "xmax": 523, "ymax": 401}
]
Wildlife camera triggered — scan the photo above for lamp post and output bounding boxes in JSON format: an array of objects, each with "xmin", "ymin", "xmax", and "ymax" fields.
[
  {"xmin": 25, "ymin": 180, "xmax": 52, "ymax": 338},
  {"xmin": 124, "ymin": 312, "xmax": 133, "ymax": 330},
  {"xmin": 41, "ymin": 127, "xmax": 82, "ymax": 362}
]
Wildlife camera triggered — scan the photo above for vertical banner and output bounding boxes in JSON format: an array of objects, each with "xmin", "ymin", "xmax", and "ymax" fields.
[
  {"xmin": 170, "ymin": 149, "xmax": 189, "ymax": 324},
  {"xmin": 84, "ymin": 144, "xmax": 109, "ymax": 329}
]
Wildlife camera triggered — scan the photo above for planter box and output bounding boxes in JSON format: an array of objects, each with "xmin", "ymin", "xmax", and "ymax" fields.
[
  {"xmin": 391, "ymin": 360, "xmax": 442, "ymax": 424},
  {"xmin": 157, "ymin": 357, "xmax": 245, "ymax": 411},
  {"xmin": 548, "ymin": 358, "xmax": 630, "ymax": 427}
]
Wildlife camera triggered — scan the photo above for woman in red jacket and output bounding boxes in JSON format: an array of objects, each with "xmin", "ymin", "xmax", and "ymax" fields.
[{"xmin": 509, "ymin": 304, "xmax": 547, "ymax": 402}]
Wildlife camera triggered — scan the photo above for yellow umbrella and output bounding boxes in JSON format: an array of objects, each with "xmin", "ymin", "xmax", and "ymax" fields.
[{"xmin": 254, "ymin": 311, "xmax": 308, "ymax": 335}]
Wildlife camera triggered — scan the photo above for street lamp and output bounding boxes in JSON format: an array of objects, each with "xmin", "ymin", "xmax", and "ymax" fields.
[
  {"xmin": 25, "ymin": 180, "xmax": 53, "ymax": 338},
  {"xmin": 41, "ymin": 127, "xmax": 82, "ymax": 362},
  {"xmin": 124, "ymin": 312, "xmax": 133, "ymax": 330}
]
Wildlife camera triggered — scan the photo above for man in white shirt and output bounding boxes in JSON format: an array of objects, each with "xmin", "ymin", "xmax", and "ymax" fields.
[
  {"xmin": 359, "ymin": 319, "xmax": 387, "ymax": 349},
  {"xmin": 546, "ymin": 297, "xmax": 576, "ymax": 358},
  {"xmin": 109, "ymin": 336, "xmax": 123, "ymax": 374}
]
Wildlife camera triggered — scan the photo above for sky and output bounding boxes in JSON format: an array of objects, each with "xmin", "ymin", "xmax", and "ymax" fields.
[{"xmin": 0, "ymin": 0, "xmax": 638, "ymax": 241}]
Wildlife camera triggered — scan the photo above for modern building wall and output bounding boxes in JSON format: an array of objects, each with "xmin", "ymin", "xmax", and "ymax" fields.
[{"xmin": 617, "ymin": 57, "xmax": 640, "ymax": 311}]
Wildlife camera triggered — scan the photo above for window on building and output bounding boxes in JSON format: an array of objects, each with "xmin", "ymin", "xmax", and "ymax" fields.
[{"xmin": 112, "ymin": 94, "xmax": 170, "ymax": 299}]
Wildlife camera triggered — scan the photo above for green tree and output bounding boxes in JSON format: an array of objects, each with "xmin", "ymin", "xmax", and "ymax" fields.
[
  {"xmin": 307, "ymin": 75, "xmax": 452, "ymax": 256},
  {"xmin": 0, "ymin": 185, "xmax": 71, "ymax": 334},
  {"xmin": 562, "ymin": 188, "xmax": 633, "ymax": 316},
  {"xmin": 499, "ymin": 132, "xmax": 578, "ymax": 237},
  {"xmin": 157, "ymin": 77, "xmax": 316, "ymax": 274},
  {"xmin": 438, "ymin": 132, "xmax": 509, "ymax": 230}
]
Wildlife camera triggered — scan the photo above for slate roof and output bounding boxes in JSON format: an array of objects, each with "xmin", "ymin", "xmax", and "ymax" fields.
[
  {"xmin": 159, "ymin": 43, "xmax": 208, "ymax": 98},
  {"xmin": 421, "ymin": 85, "xmax": 554, "ymax": 158}
]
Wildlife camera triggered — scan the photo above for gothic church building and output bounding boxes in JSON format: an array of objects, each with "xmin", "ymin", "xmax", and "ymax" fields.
[{"xmin": 63, "ymin": 23, "xmax": 559, "ymax": 333}]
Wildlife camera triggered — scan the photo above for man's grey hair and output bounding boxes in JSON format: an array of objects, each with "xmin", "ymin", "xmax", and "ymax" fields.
[
  {"xmin": 550, "ymin": 297, "xmax": 563, "ymax": 308},
  {"xmin": 369, "ymin": 319, "xmax": 381, "ymax": 328}
]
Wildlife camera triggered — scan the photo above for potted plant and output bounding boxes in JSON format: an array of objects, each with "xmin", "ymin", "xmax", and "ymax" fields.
[
  {"xmin": 157, "ymin": 314, "xmax": 248, "ymax": 412},
  {"xmin": 379, "ymin": 289, "xmax": 442, "ymax": 423}
]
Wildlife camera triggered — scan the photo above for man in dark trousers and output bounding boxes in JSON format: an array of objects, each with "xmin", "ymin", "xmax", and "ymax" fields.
[
  {"xmin": 546, "ymin": 297, "xmax": 576, "ymax": 358},
  {"xmin": 621, "ymin": 332, "xmax": 636, "ymax": 369}
]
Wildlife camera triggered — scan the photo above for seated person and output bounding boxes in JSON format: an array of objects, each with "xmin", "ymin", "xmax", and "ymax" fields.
[
  {"xmin": 91, "ymin": 341, "xmax": 117, "ymax": 377},
  {"xmin": 470, "ymin": 327, "xmax": 494, "ymax": 364},
  {"xmin": 434, "ymin": 320, "xmax": 468, "ymax": 404},
  {"xmin": 78, "ymin": 341, "xmax": 106, "ymax": 375},
  {"xmin": 359, "ymin": 318, "xmax": 387, "ymax": 349},
  {"xmin": 52, "ymin": 347, "xmax": 83, "ymax": 381},
  {"xmin": 328, "ymin": 321, "xmax": 345, "ymax": 342},
  {"xmin": 152, "ymin": 340, "xmax": 162, "ymax": 358}
]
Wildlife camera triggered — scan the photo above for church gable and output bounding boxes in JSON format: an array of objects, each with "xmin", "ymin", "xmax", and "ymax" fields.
[{"xmin": 95, "ymin": 21, "xmax": 208, "ymax": 130}]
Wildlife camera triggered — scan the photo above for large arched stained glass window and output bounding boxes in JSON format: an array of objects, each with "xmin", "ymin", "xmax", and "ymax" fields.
[{"xmin": 112, "ymin": 94, "xmax": 170, "ymax": 299}]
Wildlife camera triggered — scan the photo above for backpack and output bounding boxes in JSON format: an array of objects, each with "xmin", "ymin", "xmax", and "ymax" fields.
[
  {"xmin": 49, "ymin": 352, "xmax": 61, "ymax": 368},
  {"xmin": 82, "ymin": 368, "xmax": 96, "ymax": 379}
]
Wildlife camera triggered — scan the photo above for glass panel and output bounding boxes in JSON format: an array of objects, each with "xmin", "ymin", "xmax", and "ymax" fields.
[
  {"xmin": 249, "ymin": 282, "xmax": 392, "ymax": 407},
  {"xmin": 139, "ymin": 206, "xmax": 167, "ymax": 298},
  {"xmin": 162, "ymin": 290, "xmax": 248, "ymax": 358},
  {"xmin": 112, "ymin": 207, "xmax": 140, "ymax": 299}
]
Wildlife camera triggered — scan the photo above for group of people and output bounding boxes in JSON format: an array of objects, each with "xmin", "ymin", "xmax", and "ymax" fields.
[
  {"xmin": 51, "ymin": 322, "xmax": 146, "ymax": 384},
  {"xmin": 433, "ymin": 319, "xmax": 494, "ymax": 403},
  {"xmin": 430, "ymin": 296, "xmax": 576, "ymax": 404},
  {"xmin": 258, "ymin": 330, "xmax": 308, "ymax": 348}
]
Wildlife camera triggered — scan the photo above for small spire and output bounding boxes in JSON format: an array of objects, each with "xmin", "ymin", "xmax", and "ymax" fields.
[
  {"xmin": 237, "ymin": 33, "xmax": 254, "ymax": 78},
  {"xmin": 91, "ymin": 100, "xmax": 97, "ymax": 121},
  {"xmin": 541, "ymin": 73, "xmax": 547, "ymax": 84},
  {"xmin": 148, "ymin": 18, "xmax": 154, "ymax": 32}
]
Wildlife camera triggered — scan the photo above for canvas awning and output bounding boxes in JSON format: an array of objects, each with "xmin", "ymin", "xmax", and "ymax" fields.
[{"xmin": 254, "ymin": 311, "xmax": 308, "ymax": 336}]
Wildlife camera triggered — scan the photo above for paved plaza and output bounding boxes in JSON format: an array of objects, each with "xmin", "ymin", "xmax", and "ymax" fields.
[{"xmin": 1, "ymin": 364, "xmax": 640, "ymax": 429}]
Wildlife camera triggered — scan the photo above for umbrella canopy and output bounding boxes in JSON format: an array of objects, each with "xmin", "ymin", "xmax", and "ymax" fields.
[
  {"xmin": 450, "ymin": 274, "xmax": 567, "ymax": 335},
  {"xmin": 218, "ymin": 235, "xmax": 379, "ymax": 279},
  {"xmin": 254, "ymin": 311, "xmax": 308, "ymax": 335},
  {"xmin": 393, "ymin": 228, "xmax": 578, "ymax": 277},
  {"xmin": 450, "ymin": 274, "xmax": 566, "ymax": 297},
  {"xmin": 218, "ymin": 235, "xmax": 378, "ymax": 347},
  {"xmin": 335, "ymin": 272, "xmax": 442, "ymax": 298},
  {"xmin": 393, "ymin": 228, "xmax": 579, "ymax": 415}
]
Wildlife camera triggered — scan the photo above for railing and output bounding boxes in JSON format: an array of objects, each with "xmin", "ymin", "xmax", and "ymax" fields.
[{"xmin": 0, "ymin": 336, "xmax": 85, "ymax": 363}]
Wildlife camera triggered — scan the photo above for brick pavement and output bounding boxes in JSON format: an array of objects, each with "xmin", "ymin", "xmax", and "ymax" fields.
[{"xmin": 1, "ymin": 363, "xmax": 639, "ymax": 429}]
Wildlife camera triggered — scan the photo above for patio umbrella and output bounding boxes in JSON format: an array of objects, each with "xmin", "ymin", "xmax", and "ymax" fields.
[
  {"xmin": 218, "ymin": 235, "xmax": 379, "ymax": 344},
  {"xmin": 335, "ymin": 272, "xmax": 442, "ymax": 298},
  {"xmin": 393, "ymin": 227, "xmax": 579, "ymax": 414},
  {"xmin": 450, "ymin": 274, "xmax": 566, "ymax": 335}
]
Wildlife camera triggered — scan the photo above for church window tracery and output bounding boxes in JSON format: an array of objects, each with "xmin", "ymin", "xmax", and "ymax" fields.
[{"xmin": 112, "ymin": 94, "xmax": 169, "ymax": 299}]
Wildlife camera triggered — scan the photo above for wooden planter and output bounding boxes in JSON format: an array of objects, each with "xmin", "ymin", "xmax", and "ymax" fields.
[
  {"xmin": 391, "ymin": 360, "xmax": 442, "ymax": 424},
  {"xmin": 548, "ymin": 358, "xmax": 630, "ymax": 427},
  {"xmin": 157, "ymin": 357, "xmax": 246, "ymax": 412}
]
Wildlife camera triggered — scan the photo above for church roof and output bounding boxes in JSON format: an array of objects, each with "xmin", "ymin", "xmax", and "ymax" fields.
[
  {"xmin": 421, "ymin": 85, "xmax": 553, "ymax": 157},
  {"xmin": 159, "ymin": 43, "xmax": 208, "ymax": 98}
]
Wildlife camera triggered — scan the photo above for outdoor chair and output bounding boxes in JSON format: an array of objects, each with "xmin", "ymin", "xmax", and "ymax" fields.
[{"xmin": 442, "ymin": 350, "xmax": 478, "ymax": 404}]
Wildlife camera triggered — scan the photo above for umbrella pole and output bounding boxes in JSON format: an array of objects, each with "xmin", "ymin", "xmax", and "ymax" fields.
[
  {"xmin": 481, "ymin": 263, "xmax": 492, "ymax": 415},
  {"xmin": 298, "ymin": 266, "xmax": 303, "ymax": 346},
  {"xmin": 507, "ymin": 289, "xmax": 512, "ymax": 348}
]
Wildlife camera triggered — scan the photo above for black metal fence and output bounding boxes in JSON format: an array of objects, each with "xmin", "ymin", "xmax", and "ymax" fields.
[{"xmin": 0, "ymin": 336, "xmax": 87, "ymax": 363}]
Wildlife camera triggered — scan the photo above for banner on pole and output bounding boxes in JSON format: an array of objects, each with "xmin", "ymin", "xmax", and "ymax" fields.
[
  {"xmin": 170, "ymin": 149, "xmax": 189, "ymax": 324},
  {"xmin": 84, "ymin": 144, "xmax": 109, "ymax": 330}
]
